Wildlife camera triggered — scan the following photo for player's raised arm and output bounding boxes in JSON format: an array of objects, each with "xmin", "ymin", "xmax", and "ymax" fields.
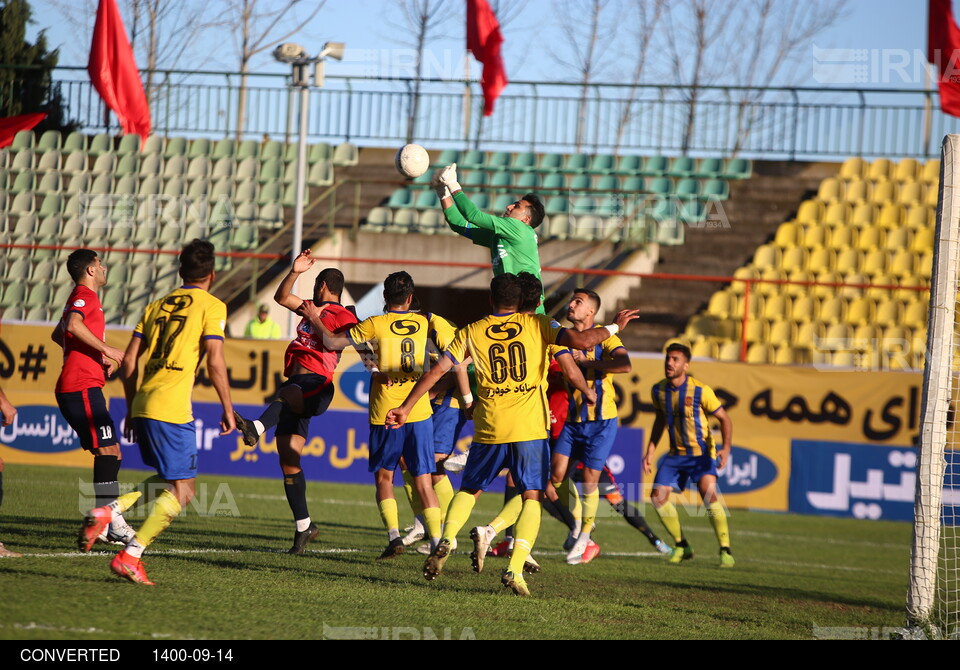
[
  {"xmin": 554, "ymin": 350, "xmax": 596, "ymax": 406},
  {"xmin": 559, "ymin": 309, "xmax": 640, "ymax": 350},
  {"xmin": 385, "ymin": 353, "xmax": 454, "ymax": 428},
  {"xmin": 203, "ymin": 337, "xmax": 235, "ymax": 436},
  {"xmin": 275, "ymin": 249, "xmax": 315, "ymax": 312}
]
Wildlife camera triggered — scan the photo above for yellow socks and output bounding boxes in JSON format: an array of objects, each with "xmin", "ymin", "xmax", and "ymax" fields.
[
  {"xmin": 433, "ymin": 475, "xmax": 454, "ymax": 523},
  {"xmin": 581, "ymin": 488, "xmax": 600, "ymax": 538},
  {"xmin": 423, "ymin": 506, "xmax": 442, "ymax": 544},
  {"xmin": 655, "ymin": 499, "xmax": 684, "ymax": 544},
  {"xmin": 378, "ymin": 498, "xmax": 400, "ymax": 539},
  {"xmin": 441, "ymin": 491, "xmax": 476, "ymax": 543},
  {"xmin": 554, "ymin": 478, "xmax": 582, "ymax": 530},
  {"xmin": 133, "ymin": 489, "xmax": 181, "ymax": 549},
  {"xmin": 507, "ymin": 499, "xmax": 541, "ymax": 575},
  {"xmin": 706, "ymin": 500, "xmax": 730, "ymax": 548},
  {"xmin": 490, "ymin": 494, "xmax": 523, "ymax": 534}
]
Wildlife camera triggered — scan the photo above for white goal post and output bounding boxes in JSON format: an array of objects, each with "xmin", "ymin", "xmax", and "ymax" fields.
[{"xmin": 908, "ymin": 133, "xmax": 960, "ymax": 639}]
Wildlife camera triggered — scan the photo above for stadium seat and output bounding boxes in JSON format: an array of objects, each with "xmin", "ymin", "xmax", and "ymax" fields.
[
  {"xmin": 211, "ymin": 139, "xmax": 236, "ymax": 160},
  {"xmin": 875, "ymin": 298, "xmax": 904, "ymax": 327},
  {"xmin": 867, "ymin": 159, "xmax": 893, "ymax": 182},
  {"xmin": 694, "ymin": 157, "xmax": 723, "ymax": 178},
  {"xmin": 822, "ymin": 201, "xmax": 851, "ymax": 226},
  {"xmin": 37, "ymin": 171, "xmax": 62, "ymax": 194},
  {"xmin": 308, "ymin": 161, "xmax": 334, "ymax": 186},
  {"xmin": 746, "ymin": 343, "xmax": 773, "ymax": 364},
  {"xmin": 115, "ymin": 153, "xmax": 139, "ymax": 176},
  {"xmin": 751, "ymin": 244, "xmax": 782, "ymax": 270},
  {"xmin": 307, "ymin": 142, "xmax": 332, "ymax": 164},
  {"xmin": 897, "ymin": 181, "xmax": 923, "ymax": 206},
  {"xmin": 236, "ymin": 157, "xmax": 259, "ymax": 181},
  {"xmin": 744, "ymin": 317, "xmax": 769, "ymax": 343},
  {"xmin": 839, "ymin": 157, "xmax": 866, "ymax": 180},
  {"xmin": 675, "ymin": 178, "xmax": 700, "ymax": 200},
  {"xmin": 877, "ymin": 203, "xmax": 904, "ymax": 228},
  {"xmin": 888, "ymin": 249, "xmax": 917, "ymax": 278},
  {"xmin": 843, "ymin": 179, "xmax": 871, "ymax": 204},
  {"xmin": 903, "ymin": 299, "xmax": 928, "ymax": 329},
  {"xmin": 762, "ymin": 294, "xmax": 792, "ymax": 320},
  {"xmin": 920, "ymin": 160, "xmax": 940, "ymax": 184},
  {"xmin": 615, "ymin": 155, "xmax": 643, "ymax": 175},
  {"xmin": 784, "ymin": 269, "xmax": 813, "ymax": 297},
  {"xmin": 11, "ymin": 131, "xmax": 34, "ymax": 151},
  {"xmin": 829, "ymin": 224, "xmax": 856, "ymax": 249},
  {"xmin": 431, "ymin": 149, "xmax": 459, "ymax": 167},
  {"xmin": 717, "ymin": 341, "xmax": 741, "ymax": 362},
  {"xmin": 690, "ymin": 338, "xmax": 718, "ymax": 359},
  {"xmin": 418, "ymin": 209, "xmax": 444, "ymax": 234},
  {"xmin": 237, "ymin": 140, "xmax": 260, "ymax": 160},
  {"xmin": 589, "ymin": 154, "xmax": 616, "ymax": 174},
  {"xmin": 706, "ymin": 290, "xmax": 736, "ymax": 318},
  {"xmin": 489, "ymin": 171, "xmax": 512, "ymax": 189},
  {"xmin": 414, "ymin": 191, "xmax": 439, "ymax": 209},
  {"xmin": 796, "ymin": 200, "xmax": 822, "ymax": 224},
  {"xmin": 36, "ymin": 149, "xmax": 61, "ymax": 173},
  {"xmin": 10, "ymin": 149, "xmax": 35, "ymax": 173},
  {"xmin": 538, "ymin": 153, "xmax": 563, "ymax": 172},
  {"xmin": 835, "ymin": 247, "xmax": 863, "ymax": 275},
  {"xmin": 510, "ymin": 152, "xmax": 537, "ymax": 171},
  {"xmin": 870, "ymin": 180, "xmax": 897, "ymax": 206},
  {"xmin": 855, "ymin": 225, "xmax": 884, "ymax": 251},
  {"xmin": 332, "ymin": 142, "xmax": 358, "ymax": 166},
  {"xmin": 781, "ymin": 246, "xmax": 808, "ymax": 273},
  {"xmin": 801, "ymin": 224, "xmax": 829, "ymax": 249},
  {"xmin": 791, "ymin": 295, "xmax": 820, "ymax": 322},
  {"xmin": 702, "ymin": 179, "xmax": 729, "ymax": 201},
  {"xmin": 893, "ymin": 159, "xmax": 920, "ymax": 183},
  {"xmin": 722, "ymin": 158, "xmax": 752, "ymax": 179},
  {"xmin": 861, "ymin": 248, "xmax": 889, "ymax": 276},
  {"xmin": 492, "ymin": 194, "xmax": 514, "ymax": 211},
  {"xmin": 667, "ymin": 156, "xmax": 695, "ymax": 177},
  {"xmin": 847, "ymin": 296, "xmax": 876, "ymax": 326},
  {"xmin": 563, "ymin": 154, "xmax": 589, "ymax": 173},
  {"xmin": 545, "ymin": 196, "xmax": 569, "ymax": 214},
  {"xmin": 543, "ymin": 214, "xmax": 570, "ymax": 239},
  {"xmin": 819, "ymin": 296, "xmax": 848, "ymax": 323},
  {"xmin": 88, "ymin": 133, "xmax": 113, "ymax": 156},
  {"xmin": 865, "ymin": 273, "xmax": 897, "ymax": 300},
  {"xmin": 487, "ymin": 151, "xmax": 511, "ymax": 170},
  {"xmin": 515, "ymin": 172, "xmax": 540, "ymax": 190},
  {"xmin": 641, "ymin": 155, "xmax": 668, "ymax": 176}
]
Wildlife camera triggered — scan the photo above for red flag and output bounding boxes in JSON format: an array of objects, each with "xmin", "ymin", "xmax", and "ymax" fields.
[
  {"xmin": 88, "ymin": 0, "xmax": 151, "ymax": 141},
  {"xmin": 467, "ymin": 0, "xmax": 508, "ymax": 116},
  {"xmin": 929, "ymin": 0, "xmax": 960, "ymax": 117},
  {"xmin": 0, "ymin": 113, "xmax": 46, "ymax": 148}
]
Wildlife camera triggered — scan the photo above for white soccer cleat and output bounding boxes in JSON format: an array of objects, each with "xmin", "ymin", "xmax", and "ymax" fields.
[
  {"xmin": 401, "ymin": 517, "xmax": 425, "ymax": 546},
  {"xmin": 566, "ymin": 534, "xmax": 591, "ymax": 565},
  {"xmin": 443, "ymin": 450, "xmax": 470, "ymax": 473},
  {"xmin": 563, "ymin": 528, "xmax": 578, "ymax": 552},
  {"xmin": 469, "ymin": 525, "xmax": 497, "ymax": 573}
]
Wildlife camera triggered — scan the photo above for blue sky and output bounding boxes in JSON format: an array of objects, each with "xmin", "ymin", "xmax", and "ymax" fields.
[{"xmin": 31, "ymin": 0, "xmax": 933, "ymax": 89}]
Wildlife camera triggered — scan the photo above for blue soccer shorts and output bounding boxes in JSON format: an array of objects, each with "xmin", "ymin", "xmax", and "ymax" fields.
[
  {"xmin": 431, "ymin": 404, "xmax": 468, "ymax": 457},
  {"xmin": 552, "ymin": 418, "xmax": 618, "ymax": 471},
  {"xmin": 135, "ymin": 418, "xmax": 198, "ymax": 481},
  {"xmin": 653, "ymin": 453, "xmax": 718, "ymax": 492},
  {"xmin": 369, "ymin": 421, "xmax": 434, "ymax": 476},
  {"xmin": 461, "ymin": 439, "xmax": 550, "ymax": 493}
]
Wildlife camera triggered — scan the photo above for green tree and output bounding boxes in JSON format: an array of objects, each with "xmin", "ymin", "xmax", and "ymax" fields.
[{"xmin": 0, "ymin": 0, "xmax": 75, "ymax": 133}]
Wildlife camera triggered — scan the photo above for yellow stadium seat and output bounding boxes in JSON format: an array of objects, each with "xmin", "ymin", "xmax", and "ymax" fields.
[
  {"xmin": 843, "ymin": 179, "xmax": 871, "ymax": 204},
  {"xmin": 831, "ymin": 351, "xmax": 858, "ymax": 368},
  {"xmin": 823, "ymin": 201, "xmax": 852, "ymax": 226},
  {"xmin": 796, "ymin": 200, "xmax": 823, "ymax": 224},
  {"xmin": 802, "ymin": 225, "xmax": 830, "ymax": 249},
  {"xmin": 757, "ymin": 268, "xmax": 786, "ymax": 296},
  {"xmin": 906, "ymin": 204, "xmax": 933, "ymax": 230},
  {"xmin": 882, "ymin": 326, "xmax": 912, "ymax": 355},
  {"xmin": 856, "ymin": 226, "xmax": 885, "ymax": 251},
  {"xmin": 888, "ymin": 249, "xmax": 917, "ymax": 278},
  {"xmin": 925, "ymin": 182, "xmax": 940, "ymax": 207},
  {"xmin": 763, "ymin": 295, "xmax": 792, "ymax": 321},
  {"xmin": 812, "ymin": 270, "xmax": 841, "ymax": 298},
  {"xmin": 730, "ymin": 266, "xmax": 758, "ymax": 296},
  {"xmin": 870, "ymin": 179, "xmax": 897, "ymax": 205},
  {"xmin": 791, "ymin": 295, "xmax": 821, "ymax": 322},
  {"xmin": 866, "ymin": 273, "xmax": 898, "ymax": 301},
  {"xmin": 769, "ymin": 320, "xmax": 797, "ymax": 346},
  {"xmin": 847, "ymin": 296, "xmax": 876, "ymax": 326},
  {"xmin": 840, "ymin": 157, "xmax": 867, "ymax": 180},
  {"xmin": 820, "ymin": 296, "xmax": 849, "ymax": 324},
  {"xmin": 911, "ymin": 227, "xmax": 934, "ymax": 253},
  {"xmin": 773, "ymin": 344, "xmax": 797, "ymax": 365},
  {"xmin": 735, "ymin": 292, "xmax": 764, "ymax": 319},
  {"xmin": 894, "ymin": 159, "xmax": 920, "ymax": 183},
  {"xmin": 903, "ymin": 299, "xmax": 928, "ymax": 329},
  {"xmin": 884, "ymin": 227, "xmax": 913, "ymax": 252},
  {"xmin": 920, "ymin": 160, "xmax": 941, "ymax": 184},
  {"xmin": 751, "ymin": 243, "xmax": 781, "ymax": 270},
  {"xmin": 862, "ymin": 248, "xmax": 889, "ymax": 277},
  {"xmin": 690, "ymin": 338, "xmax": 718, "ymax": 360},
  {"xmin": 817, "ymin": 177, "xmax": 843, "ymax": 203},
  {"xmin": 878, "ymin": 203, "xmax": 905, "ymax": 228},
  {"xmin": 796, "ymin": 321, "xmax": 825, "ymax": 349},
  {"xmin": 825, "ymin": 321, "xmax": 854, "ymax": 342},
  {"xmin": 839, "ymin": 272, "xmax": 867, "ymax": 299},
  {"xmin": 784, "ymin": 270, "xmax": 813, "ymax": 297},
  {"xmin": 897, "ymin": 181, "xmax": 923, "ymax": 206},
  {"xmin": 706, "ymin": 289, "xmax": 736, "ymax": 318},
  {"xmin": 876, "ymin": 298, "xmax": 904, "ymax": 326},
  {"xmin": 836, "ymin": 247, "xmax": 863, "ymax": 275},
  {"xmin": 746, "ymin": 343, "xmax": 773, "ymax": 364},
  {"xmin": 807, "ymin": 247, "xmax": 837, "ymax": 274},
  {"xmin": 781, "ymin": 246, "xmax": 808, "ymax": 273},
  {"xmin": 850, "ymin": 202, "xmax": 878, "ymax": 227},
  {"xmin": 867, "ymin": 159, "xmax": 893, "ymax": 182},
  {"xmin": 744, "ymin": 317, "xmax": 770, "ymax": 343},
  {"xmin": 830, "ymin": 224, "xmax": 857, "ymax": 249},
  {"xmin": 773, "ymin": 221, "xmax": 802, "ymax": 248},
  {"xmin": 853, "ymin": 324, "xmax": 881, "ymax": 349},
  {"xmin": 895, "ymin": 275, "xmax": 926, "ymax": 302},
  {"xmin": 917, "ymin": 252, "xmax": 933, "ymax": 279},
  {"xmin": 717, "ymin": 341, "xmax": 741, "ymax": 362}
]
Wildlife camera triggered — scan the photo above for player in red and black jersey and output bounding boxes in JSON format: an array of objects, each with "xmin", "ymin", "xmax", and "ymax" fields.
[
  {"xmin": 233, "ymin": 250, "xmax": 358, "ymax": 554},
  {"xmin": 51, "ymin": 249, "xmax": 137, "ymax": 551}
]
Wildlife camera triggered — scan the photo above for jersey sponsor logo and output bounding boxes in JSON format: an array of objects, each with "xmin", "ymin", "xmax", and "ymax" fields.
[
  {"xmin": 73, "ymin": 299, "xmax": 86, "ymax": 308},
  {"xmin": 485, "ymin": 322, "xmax": 522, "ymax": 341},
  {"xmin": 0, "ymin": 405, "xmax": 82, "ymax": 453},
  {"xmin": 389, "ymin": 319, "xmax": 421, "ymax": 336},
  {"xmin": 161, "ymin": 294, "xmax": 193, "ymax": 313}
]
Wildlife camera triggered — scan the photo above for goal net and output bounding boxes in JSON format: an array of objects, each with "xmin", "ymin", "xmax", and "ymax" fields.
[{"xmin": 908, "ymin": 134, "xmax": 960, "ymax": 639}]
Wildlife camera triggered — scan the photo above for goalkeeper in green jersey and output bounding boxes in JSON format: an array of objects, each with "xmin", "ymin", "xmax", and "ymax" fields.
[{"xmin": 431, "ymin": 163, "xmax": 547, "ymax": 314}]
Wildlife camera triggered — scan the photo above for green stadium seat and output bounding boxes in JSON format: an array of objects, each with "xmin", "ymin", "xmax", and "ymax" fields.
[
  {"xmin": 115, "ymin": 153, "xmax": 139, "ymax": 176},
  {"xmin": 307, "ymin": 142, "xmax": 332, "ymax": 164},
  {"xmin": 186, "ymin": 156, "xmax": 211, "ymax": 181},
  {"xmin": 563, "ymin": 154, "xmax": 589, "ymax": 173},
  {"xmin": 9, "ymin": 191, "xmax": 36, "ymax": 214},
  {"xmin": 545, "ymin": 196, "xmax": 569, "ymax": 214},
  {"xmin": 462, "ymin": 169, "xmax": 488, "ymax": 187},
  {"xmin": 38, "ymin": 193, "xmax": 63, "ymax": 219},
  {"xmin": 307, "ymin": 160, "xmax": 333, "ymax": 186},
  {"xmin": 589, "ymin": 154, "xmax": 616, "ymax": 174},
  {"xmin": 212, "ymin": 157, "xmax": 235, "ymax": 180},
  {"xmin": 595, "ymin": 175, "xmax": 619, "ymax": 191},
  {"xmin": 431, "ymin": 149, "xmax": 459, "ymax": 167},
  {"xmin": 163, "ymin": 176, "xmax": 185, "ymax": 199},
  {"xmin": 281, "ymin": 183, "xmax": 298, "ymax": 207},
  {"xmin": 62, "ymin": 151, "xmax": 87, "ymax": 176},
  {"xmin": 230, "ymin": 222, "xmax": 259, "ymax": 249},
  {"xmin": 538, "ymin": 153, "xmax": 563, "ymax": 172},
  {"xmin": 37, "ymin": 130, "xmax": 61, "ymax": 152},
  {"xmin": 471, "ymin": 193, "xmax": 490, "ymax": 209},
  {"xmin": 622, "ymin": 175, "xmax": 644, "ymax": 192},
  {"xmin": 261, "ymin": 140, "xmax": 284, "ymax": 161},
  {"xmin": 702, "ymin": 178, "xmax": 729, "ymax": 201},
  {"xmin": 142, "ymin": 135, "xmax": 164, "ymax": 155},
  {"xmin": 694, "ymin": 157, "xmax": 723, "ymax": 177},
  {"xmin": 259, "ymin": 158, "xmax": 283, "ymax": 184},
  {"xmin": 117, "ymin": 134, "xmax": 140, "ymax": 156},
  {"xmin": 487, "ymin": 151, "xmax": 511, "ymax": 170},
  {"xmin": 258, "ymin": 181, "xmax": 282, "ymax": 206},
  {"xmin": 235, "ymin": 179, "xmax": 259, "ymax": 203},
  {"xmin": 615, "ymin": 155, "xmax": 643, "ymax": 174},
  {"xmin": 510, "ymin": 152, "xmax": 537, "ymax": 171},
  {"xmin": 365, "ymin": 207, "xmax": 391, "ymax": 231},
  {"xmin": 236, "ymin": 157, "xmax": 259, "ymax": 181},
  {"xmin": 572, "ymin": 195, "xmax": 596, "ymax": 214},
  {"xmin": 723, "ymin": 158, "xmax": 753, "ymax": 179},
  {"xmin": 492, "ymin": 194, "xmax": 514, "ymax": 211},
  {"xmin": 640, "ymin": 155, "xmax": 668, "ymax": 176},
  {"xmin": 414, "ymin": 191, "xmax": 438, "ymax": 210},
  {"xmin": 596, "ymin": 195, "xmax": 620, "ymax": 217},
  {"xmin": 667, "ymin": 156, "xmax": 695, "ymax": 177},
  {"xmin": 460, "ymin": 150, "xmax": 485, "ymax": 169},
  {"xmin": 63, "ymin": 132, "xmax": 87, "ymax": 153},
  {"xmin": 237, "ymin": 140, "xmax": 260, "ymax": 160},
  {"xmin": 387, "ymin": 188, "xmax": 413, "ymax": 208},
  {"xmin": 675, "ymin": 178, "xmax": 700, "ymax": 200},
  {"xmin": 569, "ymin": 174, "xmax": 591, "ymax": 192},
  {"xmin": 647, "ymin": 176, "xmax": 672, "ymax": 197},
  {"xmin": 212, "ymin": 139, "xmax": 236, "ymax": 160},
  {"xmin": 91, "ymin": 153, "xmax": 116, "ymax": 176},
  {"xmin": 388, "ymin": 209, "xmax": 418, "ymax": 232},
  {"xmin": 489, "ymin": 171, "xmax": 512, "ymax": 189},
  {"xmin": 88, "ymin": 133, "xmax": 112, "ymax": 156},
  {"xmin": 37, "ymin": 171, "xmax": 61, "ymax": 194},
  {"xmin": 137, "ymin": 153, "xmax": 161, "ymax": 178},
  {"xmin": 10, "ymin": 149, "xmax": 35, "ymax": 172},
  {"xmin": 332, "ymin": 142, "xmax": 358, "ymax": 166},
  {"xmin": 12, "ymin": 130, "xmax": 35, "ymax": 151},
  {"xmin": 541, "ymin": 173, "xmax": 565, "ymax": 191}
]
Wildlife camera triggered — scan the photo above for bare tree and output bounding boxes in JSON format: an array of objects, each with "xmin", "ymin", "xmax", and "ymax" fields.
[
  {"xmin": 219, "ymin": 0, "xmax": 326, "ymax": 140},
  {"xmin": 613, "ymin": 0, "xmax": 667, "ymax": 154},
  {"xmin": 551, "ymin": 0, "xmax": 619, "ymax": 150},
  {"xmin": 394, "ymin": 0, "xmax": 449, "ymax": 144}
]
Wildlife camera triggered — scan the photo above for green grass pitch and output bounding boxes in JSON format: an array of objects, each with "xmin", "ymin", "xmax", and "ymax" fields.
[{"xmin": 0, "ymin": 465, "xmax": 910, "ymax": 640}]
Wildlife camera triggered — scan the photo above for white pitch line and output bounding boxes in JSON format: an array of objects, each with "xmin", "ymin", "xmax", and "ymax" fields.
[{"xmin": 4, "ymin": 622, "xmax": 201, "ymax": 640}]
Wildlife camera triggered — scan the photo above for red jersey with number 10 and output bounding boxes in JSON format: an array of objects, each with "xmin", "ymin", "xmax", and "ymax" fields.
[
  {"xmin": 283, "ymin": 301, "xmax": 359, "ymax": 379},
  {"xmin": 56, "ymin": 285, "xmax": 107, "ymax": 393}
]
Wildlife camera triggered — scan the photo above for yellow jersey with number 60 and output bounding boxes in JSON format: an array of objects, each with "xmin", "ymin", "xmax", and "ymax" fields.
[
  {"xmin": 444, "ymin": 312, "xmax": 564, "ymax": 444},
  {"xmin": 132, "ymin": 286, "xmax": 227, "ymax": 424}
]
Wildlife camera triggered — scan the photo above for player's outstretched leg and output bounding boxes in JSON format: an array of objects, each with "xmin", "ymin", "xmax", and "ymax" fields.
[
  {"xmin": 79, "ymin": 490, "xmax": 142, "ymax": 552},
  {"xmin": 110, "ymin": 487, "xmax": 184, "ymax": 585}
]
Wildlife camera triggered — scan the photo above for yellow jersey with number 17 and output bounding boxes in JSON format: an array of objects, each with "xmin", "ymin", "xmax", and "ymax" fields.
[
  {"xmin": 444, "ymin": 312, "xmax": 564, "ymax": 444},
  {"xmin": 132, "ymin": 286, "xmax": 227, "ymax": 424}
]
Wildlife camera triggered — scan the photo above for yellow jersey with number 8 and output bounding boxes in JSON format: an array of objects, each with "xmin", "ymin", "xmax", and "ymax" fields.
[{"xmin": 132, "ymin": 286, "xmax": 227, "ymax": 424}]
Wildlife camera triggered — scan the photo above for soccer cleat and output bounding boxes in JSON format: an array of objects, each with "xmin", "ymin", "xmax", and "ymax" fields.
[
  {"xmin": 581, "ymin": 540, "xmax": 600, "ymax": 564},
  {"xmin": 78, "ymin": 506, "xmax": 112, "ymax": 552},
  {"xmin": 415, "ymin": 542, "xmax": 433, "ymax": 555},
  {"xmin": 562, "ymin": 529, "xmax": 578, "ymax": 552},
  {"xmin": 423, "ymin": 539, "xmax": 451, "ymax": 581},
  {"xmin": 669, "ymin": 544, "xmax": 694, "ymax": 564},
  {"xmin": 490, "ymin": 538, "xmax": 512, "ymax": 557},
  {"xmin": 110, "ymin": 550, "xmax": 155, "ymax": 585},
  {"xmin": 233, "ymin": 411, "xmax": 260, "ymax": 447},
  {"xmin": 105, "ymin": 523, "xmax": 137, "ymax": 545},
  {"xmin": 401, "ymin": 519, "xmax": 425, "ymax": 547},
  {"xmin": 719, "ymin": 548, "xmax": 735, "ymax": 568},
  {"xmin": 654, "ymin": 539, "xmax": 672, "ymax": 555},
  {"xmin": 378, "ymin": 537, "xmax": 405, "ymax": 560},
  {"xmin": 501, "ymin": 570, "xmax": 531, "ymax": 597},
  {"xmin": 566, "ymin": 534, "xmax": 591, "ymax": 565},
  {"xmin": 469, "ymin": 525, "xmax": 496, "ymax": 574},
  {"xmin": 522, "ymin": 554, "xmax": 541, "ymax": 574},
  {"xmin": 288, "ymin": 523, "xmax": 319, "ymax": 554},
  {"xmin": 0, "ymin": 542, "xmax": 22, "ymax": 558},
  {"xmin": 443, "ymin": 449, "xmax": 470, "ymax": 474}
]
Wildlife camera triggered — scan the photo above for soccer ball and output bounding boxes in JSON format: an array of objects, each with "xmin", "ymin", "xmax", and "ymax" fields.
[{"xmin": 395, "ymin": 144, "xmax": 430, "ymax": 179}]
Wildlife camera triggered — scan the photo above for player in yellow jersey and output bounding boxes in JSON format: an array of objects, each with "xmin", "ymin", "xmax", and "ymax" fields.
[
  {"xmin": 309, "ymin": 272, "xmax": 458, "ymax": 559},
  {"xmin": 387, "ymin": 273, "xmax": 639, "ymax": 596},
  {"xmin": 106, "ymin": 240, "xmax": 235, "ymax": 584},
  {"xmin": 644, "ymin": 343, "xmax": 734, "ymax": 567}
]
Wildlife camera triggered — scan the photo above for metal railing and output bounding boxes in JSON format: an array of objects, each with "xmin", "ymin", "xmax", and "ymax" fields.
[{"xmin": 7, "ymin": 65, "xmax": 960, "ymax": 160}]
